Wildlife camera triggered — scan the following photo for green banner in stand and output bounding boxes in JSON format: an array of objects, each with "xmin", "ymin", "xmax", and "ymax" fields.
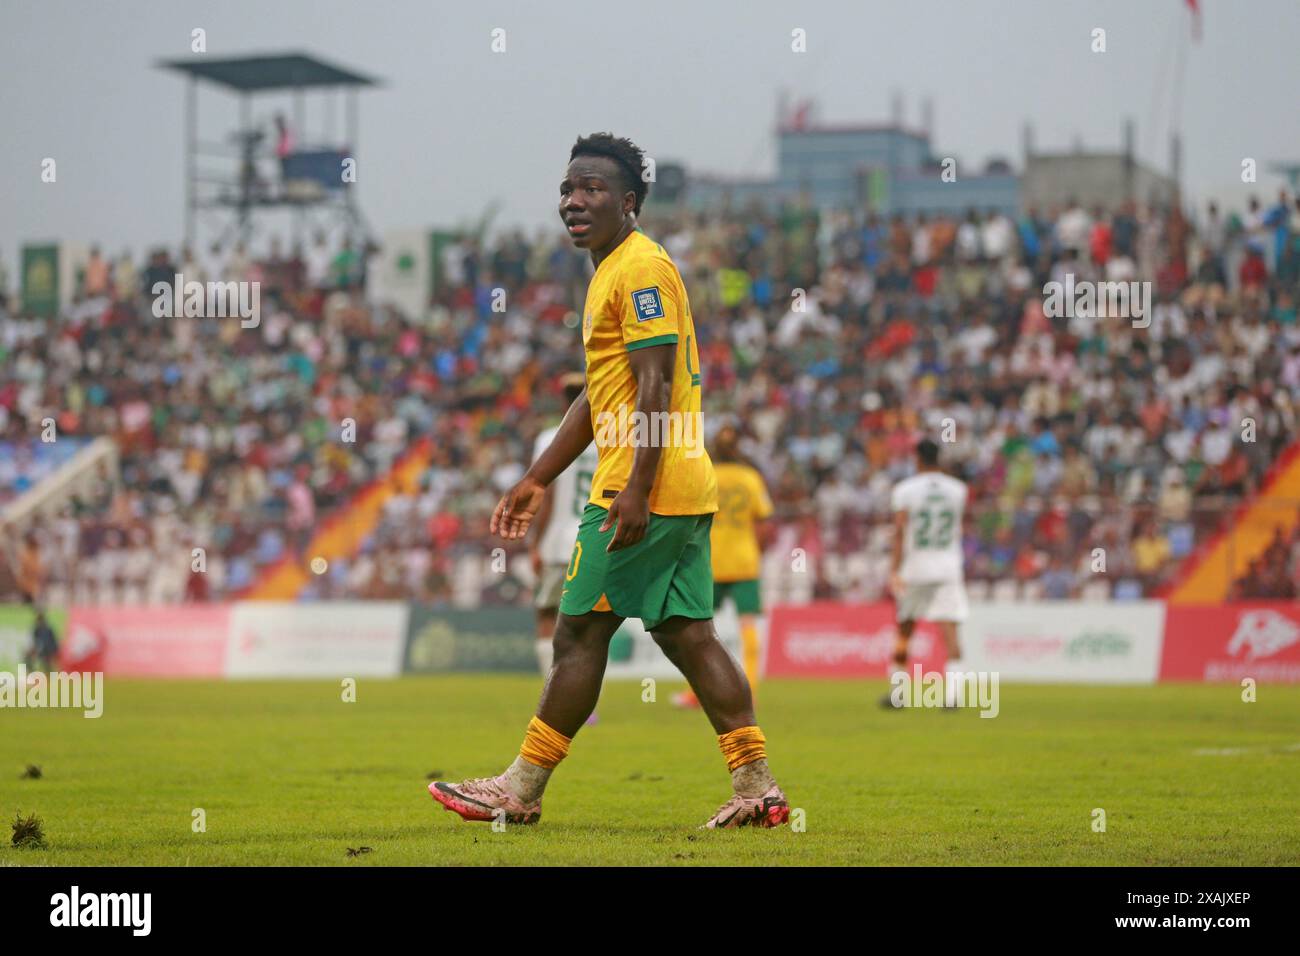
[
  {"xmin": 403, "ymin": 605, "xmax": 536, "ymax": 673},
  {"xmin": 428, "ymin": 230, "xmax": 459, "ymax": 299},
  {"xmin": 21, "ymin": 244, "xmax": 59, "ymax": 317},
  {"xmin": 868, "ymin": 167, "xmax": 889, "ymax": 210}
]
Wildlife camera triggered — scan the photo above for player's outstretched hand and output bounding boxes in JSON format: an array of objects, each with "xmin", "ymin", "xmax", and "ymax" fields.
[
  {"xmin": 491, "ymin": 475, "xmax": 547, "ymax": 540},
  {"xmin": 601, "ymin": 490, "xmax": 649, "ymax": 553}
]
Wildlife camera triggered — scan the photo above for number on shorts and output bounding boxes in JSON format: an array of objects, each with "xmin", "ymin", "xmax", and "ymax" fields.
[{"xmin": 565, "ymin": 541, "xmax": 583, "ymax": 581}]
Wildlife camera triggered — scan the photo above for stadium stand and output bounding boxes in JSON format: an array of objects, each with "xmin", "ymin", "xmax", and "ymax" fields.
[{"xmin": 2, "ymin": 192, "xmax": 1298, "ymax": 604}]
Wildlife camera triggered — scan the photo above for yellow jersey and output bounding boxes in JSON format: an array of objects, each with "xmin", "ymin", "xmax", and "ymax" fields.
[
  {"xmin": 582, "ymin": 229, "xmax": 716, "ymax": 516},
  {"xmin": 710, "ymin": 461, "xmax": 773, "ymax": 582}
]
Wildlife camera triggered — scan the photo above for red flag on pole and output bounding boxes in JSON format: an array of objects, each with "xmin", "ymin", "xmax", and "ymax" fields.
[
  {"xmin": 1185, "ymin": 0, "xmax": 1202, "ymax": 42},
  {"xmin": 790, "ymin": 100, "xmax": 811, "ymax": 131}
]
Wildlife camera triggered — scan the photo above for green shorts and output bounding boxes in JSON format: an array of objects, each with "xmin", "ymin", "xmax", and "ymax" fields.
[
  {"xmin": 714, "ymin": 578, "xmax": 762, "ymax": 615},
  {"xmin": 558, "ymin": 504, "xmax": 714, "ymax": 630}
]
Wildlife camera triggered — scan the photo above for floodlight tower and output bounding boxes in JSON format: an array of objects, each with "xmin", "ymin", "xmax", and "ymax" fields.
[{"xmin": 159, "ymin": 52, "xmax": 380, "ymax": 251}]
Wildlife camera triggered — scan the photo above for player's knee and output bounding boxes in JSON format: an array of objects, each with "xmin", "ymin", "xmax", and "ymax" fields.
[
  {"xmin": 650, "ymin": 618, "xmax": 711, "ymax": 660},
  {"xmin": 552, "ymin": 614, "xmax": 615, "ymax": 657},
  {"xmin": 649, "ymin": 624, "xmax": 692, "ymax": 659},
  {"xmin": 649, "ymin": 629, "xmax": 683, "ymax": 661},
  {"xmin": 550, "ymin": 617, "xmax": 581, "ymax": 656}
]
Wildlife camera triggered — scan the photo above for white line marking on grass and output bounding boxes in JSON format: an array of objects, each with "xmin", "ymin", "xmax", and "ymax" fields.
[{"xmin": 1193, "ymin": 742, "xmax": 1300, "ymax": 756}]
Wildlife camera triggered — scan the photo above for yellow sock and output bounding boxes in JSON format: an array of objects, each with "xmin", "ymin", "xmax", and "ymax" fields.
[
  {"xmin": 740, "ymin": 620, "xmax": 761, "ymax": 693},
  {"xmin": 717, "ymin": 725, "xmax": 767, "ymax": 772},
  {"xmin": 518, "ymin": 715, "xmax": 571, "ymax": 770}
]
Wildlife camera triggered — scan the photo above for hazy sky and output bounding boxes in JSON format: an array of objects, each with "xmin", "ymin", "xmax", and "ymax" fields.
[{"xmin": 3, "ymin": 0, "xmax": 1298, "ymax": 270}]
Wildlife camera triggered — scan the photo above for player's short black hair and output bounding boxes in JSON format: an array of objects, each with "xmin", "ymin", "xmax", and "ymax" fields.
[
  {"xmin": 569, "ymin": 132, "xmax": 648, "ymax": 215},
  {"xmin": 713, "ymin": 423, "xmax": 740, "ymax": 462},
  {"xmin": 917, "ymin": 438, "xmax": 940, "ymax": 466}
]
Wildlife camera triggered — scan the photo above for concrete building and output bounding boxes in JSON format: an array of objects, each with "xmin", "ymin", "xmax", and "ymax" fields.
[
  {"xmin": 664, "ymin": 112, "xmax": 1020, "ymax": 218},
  {"xmin": 650, "ymin": 105, "xmax": 1178, "ymax": 219},
  {"xmin": 1021, "ymin": 153, "xmax": 1178, "ymax": 212}
]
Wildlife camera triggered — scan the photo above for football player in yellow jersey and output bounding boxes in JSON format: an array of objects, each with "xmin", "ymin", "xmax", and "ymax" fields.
[
  {"xmin": 429, "ymin": 133, "xmax": 788, "ymax": 830},
  {"xmin": 674, "ymin": 425, "xmax": 773, "ymax": 709}
]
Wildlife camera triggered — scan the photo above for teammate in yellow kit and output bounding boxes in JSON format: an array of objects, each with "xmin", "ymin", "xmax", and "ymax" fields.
[
  {"xmin": 675, "ymin": 424, "xmax": 773, "ymax": 708},
  {"xmin": 428, "ymin": 133, "xmax": 788, "ymax": 830}
]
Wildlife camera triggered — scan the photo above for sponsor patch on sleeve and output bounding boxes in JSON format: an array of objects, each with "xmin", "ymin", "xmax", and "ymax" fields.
[{"xmin": 631, "ymin": 286, "xmax": 665, "ymax": 321}]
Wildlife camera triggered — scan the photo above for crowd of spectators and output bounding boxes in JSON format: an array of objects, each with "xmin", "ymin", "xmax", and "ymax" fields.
[
  {"xmin": 2, "ymin": 187, "xmax": 1298, "ymax": 605},
  {"xmin": 1228, "ymin": 512, "xmax": 1300, "ymax": 600}
]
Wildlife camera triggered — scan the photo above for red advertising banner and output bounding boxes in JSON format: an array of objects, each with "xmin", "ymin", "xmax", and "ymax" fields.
[
  {"xmin": 1161, "ymin": 604, "xmax": 1300, "ymax": 683},
  {"xmin": 63, "ymin": 605, "xmax": 231, "ymax": 677},
  {"xmin": 766, "ymin": 602, "xmax": 946, "ymax": 678}
]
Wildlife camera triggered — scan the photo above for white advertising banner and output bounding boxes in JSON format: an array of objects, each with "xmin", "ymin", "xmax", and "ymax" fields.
[
  {"xmin": 372, "ymin": 229, "xmax": 429, "ymax": 319},
  {"xmin": 960, "ymin": 601, "xmax": 1166, "ymax": 684},
  {"xmin": 226, "ymin": 602, "xmax": 408, "ymax": 678}
]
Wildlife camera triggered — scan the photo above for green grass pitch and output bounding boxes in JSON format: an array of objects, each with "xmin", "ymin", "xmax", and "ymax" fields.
[{"xmin": 2, "ymin": 676, "xmax": 1298, "ymax": 866}]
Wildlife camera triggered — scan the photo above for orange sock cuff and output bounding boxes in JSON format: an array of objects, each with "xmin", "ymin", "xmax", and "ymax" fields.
[
  {"xmin": 718, "ymin": 725, "xmax": 767, "ymax": 772},
  {"xmin": 519, "ymin": 715, "xmax": 571, "ymax": 770}
]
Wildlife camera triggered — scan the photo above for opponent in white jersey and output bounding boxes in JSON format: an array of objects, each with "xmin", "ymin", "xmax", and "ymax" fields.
[
  {"xmin": 528, "ymin": 374, "xmax": 600, "ymax": 678},
  {"xmin": 884, "ymin": 438, "xmax": 969, "ymax": 709}
]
